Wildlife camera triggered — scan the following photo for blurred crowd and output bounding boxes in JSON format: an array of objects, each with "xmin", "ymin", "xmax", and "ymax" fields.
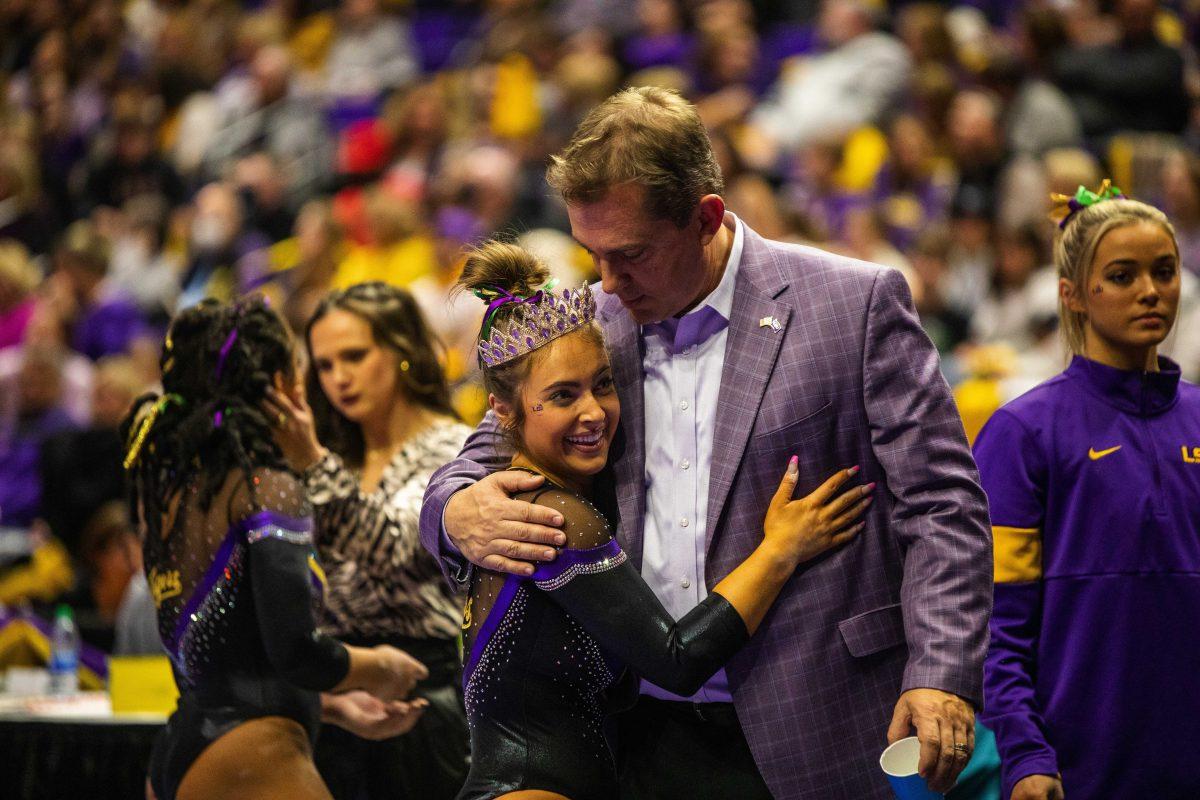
[{"xmin": 0, "ymin": 0, "xmax": 1198, "ymax": 642}]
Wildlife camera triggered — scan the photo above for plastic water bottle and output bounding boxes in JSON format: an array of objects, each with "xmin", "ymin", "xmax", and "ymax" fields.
[{"xmin": 48, "ymin": 604, "xmax": 79, "ymax": 695}]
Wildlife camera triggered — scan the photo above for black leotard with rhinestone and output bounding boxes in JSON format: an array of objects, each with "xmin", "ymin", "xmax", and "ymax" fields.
[
  {"xmin": 144, "ymin": 470, "xmax": 348, "ymax": 800},
  {"xmin": 457, "ymin": 482, "xmax": 748, "ymax": 800}
]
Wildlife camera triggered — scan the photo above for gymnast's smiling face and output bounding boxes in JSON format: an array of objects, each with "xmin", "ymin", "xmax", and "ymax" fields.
[{"xmin": 491, "ymin": 328, "xmax": 620, "ymax": 493}]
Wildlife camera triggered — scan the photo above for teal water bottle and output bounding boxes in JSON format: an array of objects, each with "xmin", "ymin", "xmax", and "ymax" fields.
[{"xmin": 48, "ymin": 604, "xmax": 79, "ymax": 695}]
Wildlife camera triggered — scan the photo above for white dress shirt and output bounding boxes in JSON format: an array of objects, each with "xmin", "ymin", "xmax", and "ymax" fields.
[{"xmin": 639, "ymin": 214, "xmax": 743, "ymax": 703}]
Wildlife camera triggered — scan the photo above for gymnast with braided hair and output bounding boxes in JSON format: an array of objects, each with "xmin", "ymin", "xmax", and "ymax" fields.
[{"xmin": 123, "ymin": 297, "xmax": 428, "ymax": 800}]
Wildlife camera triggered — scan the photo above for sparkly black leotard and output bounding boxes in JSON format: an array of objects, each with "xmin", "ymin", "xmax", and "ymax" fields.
[
  {"xmin": 144, "ymin": 470, "xmax": 349, "ymax": 800},
  {"xmin": 458, "ymin": 483, "xmax": 749, "ymax": 800}
]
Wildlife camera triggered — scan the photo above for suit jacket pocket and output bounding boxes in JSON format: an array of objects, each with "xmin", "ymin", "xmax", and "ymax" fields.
[
  {"xmin": 837, "ymin": 603, "xmax": 906, "ymax": 658},
  {"xmin": 752, "ymin": 399, "xmax": 832, "ymax": 441}
]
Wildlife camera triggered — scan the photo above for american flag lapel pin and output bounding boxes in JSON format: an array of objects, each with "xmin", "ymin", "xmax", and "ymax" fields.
[{"xmin": 759, "ymin": 316, "xmax": 782, "ymax": 331}]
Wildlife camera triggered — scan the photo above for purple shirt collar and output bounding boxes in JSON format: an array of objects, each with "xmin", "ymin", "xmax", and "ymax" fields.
[{"xmin": 644, "ymin": 308, "xmax": 728, "ymax": 355}]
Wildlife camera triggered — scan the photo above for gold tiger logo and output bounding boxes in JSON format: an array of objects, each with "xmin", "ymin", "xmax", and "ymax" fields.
[{"xmin": 149, "ymin": 568, "xmax": 182, "ymax": 606}]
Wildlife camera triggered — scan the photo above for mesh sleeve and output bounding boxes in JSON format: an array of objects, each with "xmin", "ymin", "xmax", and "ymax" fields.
[
  {"xmin": 236, "ymin": 469, "xmax": 350, "ymax": 690},
  {"xmin": 526, "ymin": 489, "xmax": 748, "ymax": 696}
]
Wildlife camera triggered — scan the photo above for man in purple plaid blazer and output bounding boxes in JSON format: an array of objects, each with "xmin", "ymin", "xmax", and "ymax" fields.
[{"xmin": 420, "ymin": 87, "xmax": 992, "ymax": 800}]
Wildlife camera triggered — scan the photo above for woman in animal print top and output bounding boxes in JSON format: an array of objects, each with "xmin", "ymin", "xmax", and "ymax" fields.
[{"xmin": 267, "ymin": 282, "xmax": 473, "ymax": 799}]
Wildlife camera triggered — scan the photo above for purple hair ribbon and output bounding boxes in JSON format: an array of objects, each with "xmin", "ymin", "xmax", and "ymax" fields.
[
  {"xmin": 479, "ymin": 288, "xmax": 542, "ymax": 339},
  {"xmin": 474, "ymin": 279, "xmax": 560, "ymax": 340},
  {"xmin": 214, "ymin": 328, "xmax": 239, "ymax": 381}
]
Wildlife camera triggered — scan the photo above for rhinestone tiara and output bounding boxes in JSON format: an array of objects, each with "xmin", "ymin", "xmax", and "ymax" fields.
[{"xmin": 477, "ymin": 283, "xmax": 597, "ymax": 367}]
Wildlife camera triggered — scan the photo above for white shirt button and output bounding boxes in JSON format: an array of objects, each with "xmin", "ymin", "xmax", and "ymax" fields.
[
  {"xmin": 680, "ymin": 578, "xmax": 692, "ymax": 589},
  {"xmin": 679, "ymin": 517, "xmax": 689, "ymax": 528},
  {"xmin": 679, "ymin": 400, "xmax": 689, "ymax": 411},
  {"xmin": 680, "ymin": 459, "xmax": 690, "ymax": 470}
]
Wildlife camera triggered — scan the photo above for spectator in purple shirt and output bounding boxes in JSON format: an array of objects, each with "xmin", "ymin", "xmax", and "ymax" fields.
[
  {"xmin": 46, "ymin": 221, "xmax": 150, "ymax": 361},
  {"xmin": 782, "ymin": 137, "xmax": 868, "ymax": 243},
  {"xmin": 871, "ymin": 114, "xmax": 956, "ymax": 252},
  {"xmin": 0, "ymin": 343, "xmax": 77, "ymax": 528},
  {"xmin": 622, "ymin": 0, "xmax": 694, "ymax": 72}
]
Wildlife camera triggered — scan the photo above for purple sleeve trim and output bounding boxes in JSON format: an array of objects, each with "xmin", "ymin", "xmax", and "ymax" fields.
[
  {"xmin": 232, "ymin": 510, "xmax": 314, "ymax": 537},
  {"xmin": 462, "ymin": 574, "xmax": 521, "ymax": 691},
  {"xmin": 530, "ymin": 538, "xmax": 625, "ymax": 590}
]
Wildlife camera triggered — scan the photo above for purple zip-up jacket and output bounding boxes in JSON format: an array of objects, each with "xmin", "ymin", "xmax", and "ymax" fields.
[{"xmin": 974, "ymin": 355, "xmax": 1200, "ymax": 799}]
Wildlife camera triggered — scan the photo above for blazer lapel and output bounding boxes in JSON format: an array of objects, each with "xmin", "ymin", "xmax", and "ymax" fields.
[
  {"xmin": 600, "ymin": 300, "xmax": 647, "ymax": 568},
  {"xmin": 704, "ymin": 246, "xmax": 791, "ymax": 554}
]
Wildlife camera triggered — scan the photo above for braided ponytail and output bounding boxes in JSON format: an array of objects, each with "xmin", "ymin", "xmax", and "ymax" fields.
[{"xmin": 121, "ymin": 297, "xmax": 295, "ymax": 542}]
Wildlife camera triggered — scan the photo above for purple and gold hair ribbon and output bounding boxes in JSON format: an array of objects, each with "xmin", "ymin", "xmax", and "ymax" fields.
[
  {"xmin": 1051, "ymin": 179, "xmax": 1126, "ymax": 229},
  {"xmin": 473, "ymin": 278, "xmax": 560, "ymax": 341}
]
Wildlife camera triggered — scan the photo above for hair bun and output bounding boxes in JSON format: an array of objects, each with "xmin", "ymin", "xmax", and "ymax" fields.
[{"xmin": 458, "ymin": 241, "xmax": 550, "ymax": 300}]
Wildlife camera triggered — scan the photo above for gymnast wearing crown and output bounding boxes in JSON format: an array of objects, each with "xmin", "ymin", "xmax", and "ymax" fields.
[{"xmin": 449, "ymin": 242, "xmax": 870, "ymax": 800}]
